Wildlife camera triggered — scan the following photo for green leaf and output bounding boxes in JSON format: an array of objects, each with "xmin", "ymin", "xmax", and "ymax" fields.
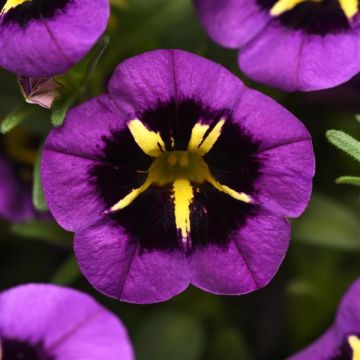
[
  {"xmin": 134, "ymin": 311, "xmax": 205, "ymax": 360},
  {"xmin": 11, "ymin": 220, "xmax": 72, "ymax": 247},
  {"xmin": 52, "ymin": 255, "xmax": 81, "ymax": 285},
  {"xmin": 293, "ymin": 194, "xmax": 360, "ymax": 251},
  {"xmin": 336, "ymin": 176, "xmax": 360, "ymax": 186},
  {"xmin": 50, "ymin": 36, "xmax": 109, "ymax": 127},
  {"xmin": 356, "ymin": 114, "xmax": 360, "ymax": 124},
  {"xmin": 32, "ymin": 144, "xmax": 48, "ymax": 212},
  {"xmin": 326, "ymin": 129, "xmax": 360, "ymax": 163},
  {"xmin": 50, "ymin": 94, "xmax": 76, "ymax": 127},
  {"xmin": 1, "ymin": 104, "xmax": 33, "ymax": 134}
]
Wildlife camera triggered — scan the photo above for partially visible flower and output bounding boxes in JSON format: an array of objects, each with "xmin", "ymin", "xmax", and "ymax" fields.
[
  {"xmin": 194, "ymin": 0, "xmax": 360, "ymax": 92},
  {"xmin": 289, "ymin": 278, "xmax": 360, "ymax": 360},
  {"xmin": 0, "ymin": 127, "xmax": 46, "ymax": 222},
  {"xmin": 18, "ymin": 76, "xmax": 63, "ymax": 109},
  {"xmin": 0, "ymin": 283, "xmax": 134, "ymax": 360},
  {"xmin": 42, "ymin": 50, "xmax": 314, "ymax": 304},
  {"xmin": 0, "ymin": 0, "xmax": 109, "ymax": 77}
]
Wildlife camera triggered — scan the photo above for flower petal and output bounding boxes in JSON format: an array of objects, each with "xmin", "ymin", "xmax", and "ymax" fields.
[
  {"xmin": 0, "ymin": 284, "xmax": 133, "ymax": 359},
  {"xmin": 0, "ymin": 0, "xmax": 109, "ymax": 76},
  {"xmin": 190, "ymin": 208, "xmax": 290, "ymax": 294},
  {"xmin": 74, "ymin": 218, "xmax": 191, "ymax": 304}
]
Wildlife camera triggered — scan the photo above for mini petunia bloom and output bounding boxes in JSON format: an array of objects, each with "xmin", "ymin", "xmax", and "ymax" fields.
[
  {"xmin": 193, "ymin": 0, "xmax": 360, "ymax": 92},
  {"xmin": 0, "ymin": 0, "xmax": 110, "ymax": 77},
  {"xmin": 42, "ymin": 50, "xmax": 315, "ymax": 304},
  {"xmin": 0, "ymin": 283, "xmax": 134, "ymax": 360},
  {"xmin": 289, "ymin": 278, "xmax": 360, "ymax": 360}
]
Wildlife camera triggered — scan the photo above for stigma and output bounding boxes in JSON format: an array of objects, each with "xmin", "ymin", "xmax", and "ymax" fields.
[
  {"xmin": 108, "ymin": 118, "xmax": 252, "ymax": 250},
  {"xmin": 1, "ymin": 0, "xmax": 30, "ymax": 15}
]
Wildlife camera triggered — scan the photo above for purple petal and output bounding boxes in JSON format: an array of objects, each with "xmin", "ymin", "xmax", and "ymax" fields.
[
  {"xmin": 190, "ymin": 208, "xmax": 290, "ymax": 294},
  {"xmin": 0, "ymin": 0, "xmax": 109, "ymax": 77},
  {"xmin": 74, "ymin": 218, "xmax": 191, "ymax": 304},
  {"xmin": 0, "ymin": 284, "xmax": 134, "ymax": 359}
]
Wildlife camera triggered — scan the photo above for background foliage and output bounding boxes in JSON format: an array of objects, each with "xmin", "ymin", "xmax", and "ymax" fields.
[{"xmin": 1, "ymin": 0, "xmax": 360, "ymax": 359}]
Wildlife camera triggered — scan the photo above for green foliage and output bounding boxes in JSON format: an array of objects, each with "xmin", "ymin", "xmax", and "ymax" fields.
[
  {"xmin": 134, "ymin": 311, "xmax": 205, "ymax": 360},
  {"xmin": 326, "ymin": 129, "xmax": 360, "ymax": 163},
  {"xmin": 11, "ymin": 220, "xmax": 72, "ymax": 247},
  {"xmin": 52, "ymin": 255, "xmax": 81, "ymax": 285},
  {"xmin": 293, "ymin": 193, "xmax": 360, "ymax": 251},
  {"xmin": 1, "ymin": 104, "xmax": 33, "ymax": 134},
  {"xmin": 336, "ymin": 176, "xmax": 360, "ymax": 186},
  {"xmin": 32, "ymin": 144, "xmax": 48, "ymax": 212}
]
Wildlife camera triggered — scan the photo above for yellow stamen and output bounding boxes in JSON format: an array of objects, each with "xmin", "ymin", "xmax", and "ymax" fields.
[
  {"xmin": 270, "ymin": 0, "xmax": 320, "ymax": 16},
  {"xmin": 172, "ymin": 179, "xmax": 193, "ymax": 245},
  {"xmin": 339, "ymin": 0, "xmax": 358, "ymax": 18},
  {"xmin": 188, "ymin": 123, "xmax": 210, "ymax": 151},
  {"xmin": 110, "ymin": 179, "xmax": 151, "ymax": 212},
  {"xmin": 188, "ymin": 119, "xmax": 225, "ymax": 156},
  {"xmin": 128, "ymin": 119, "xmax": 165, "ymax": 157},
  {"xmin": 1, "ymin": 0, "xmax": 29, "ymax": 14},
  {"xmin": 207, "ymin": 176, "xmax": 252, "ymax": 203},
  {"xmin": 349, "ymin": 335, "xmax": 360, "ymax": 360}
]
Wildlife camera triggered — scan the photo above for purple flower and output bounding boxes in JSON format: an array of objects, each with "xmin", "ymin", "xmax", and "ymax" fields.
[
  {"xmin": 289, "ymin": 278, "xmax": 360, "ymax": 360},
  {"xmin": 0, "ymin": 128, "xmax": 41, "ymax": 222},
  {"xmin": 41, "ymin": 49, "xmax": 315, "ymax": 304},
  {"xmin": 0, "ymin": 283, "xmax": 134, "ymax": 360},
  {"xmin": 193, "ymin": 0, "xmax": 360, "ymax": 91},
  {"xmin": 0, "ymin": 0, "xmax": 109, "ymax": 77}
]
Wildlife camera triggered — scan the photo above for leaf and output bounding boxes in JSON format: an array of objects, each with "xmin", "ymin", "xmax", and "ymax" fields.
[
  {"xmin": 52, "ymin": 255, "xmax": 81, "ymax": 285},
  {"xmin": 1, "ymin": 104, "xmax": 33, "ymax": 134},
  {"xmin": 293, "ymin": 193, "xmax": 360, "ymax": 251},
  {"xmin": 134, "ymin": 311, "xmax": 205, "ymax": 360},
  {"xmin": 11, "ymin": 220, "xmax": 72, "ymax": 247},
  {"xmin": 32, "ymin": 144, "xmax": 48, "ymax": 212},
  {"xmin": 336, "ymin": 176, "xmax": 360, "ymax": 187},
  {"xmin": 50, "ymin": 94, "xmax": 76, "ymax": 127},
  {"xmin": 326, "ymin": 129, "xmax": 360, "ymax": 163},
  {"xmin": 356, "ymin": 114, "xmax": 360, "ymax": 124},
  {"xmin": 50, "ymin": 36, "xmax": 109, "ymax": 127}
]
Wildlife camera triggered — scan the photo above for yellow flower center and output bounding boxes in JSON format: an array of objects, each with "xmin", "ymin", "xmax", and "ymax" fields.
[
  {"xmin": 109, "ymin": 118, "xmax": 252, "ymax": 248},
  {"xmin": 1, "ymin": 0, "xmax": 30, "ymax": 14},
  {"xmin": 270, "ymin": 0, "xmax": 358, "ymax": 19},
  {"xmin": 349, "ymin": 335, "xmax": 360, "ymax": 360}
]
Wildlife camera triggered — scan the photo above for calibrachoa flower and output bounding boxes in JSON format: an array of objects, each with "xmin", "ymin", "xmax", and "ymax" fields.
[
  {"xmin": 0, "ymin": 129, "xmax": 40, "ymax": 222},
  {"xmin": 0, "ymin": 0, "xmax": 109, "ymax": 77},
  {"xmin": 42, "ymin": 50, "xmax": 315, "ymax": 304},
  {"xmin": 194, "ymin": 0, "xmax": 360, "ymax": 91},
  {"xmin": 289, "ymin": 278, "xmax": 360, "ymax": 360},
  {"xmin": 0, "ymin": 284, "xmax": 134, "ymax": 360}
]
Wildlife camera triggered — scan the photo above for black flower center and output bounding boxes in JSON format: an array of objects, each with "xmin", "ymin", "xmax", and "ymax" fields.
[
  {"xmin": 257, "ymin": 0, "xmax": 357, "ymax": 34},
  {"xmin": 1, "ymin": 338, "xmax": 55, "ymax": 360},
  {"xmin": 90, "ymin": 99, "xmax": 261, "ymax": 252},
  {"xmin": 0, "ymin": 0, "xmax": 71, "ymax": 27}
]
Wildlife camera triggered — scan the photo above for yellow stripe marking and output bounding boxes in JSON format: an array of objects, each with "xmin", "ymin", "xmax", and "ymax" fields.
[
  {"xmin": 128, "ymin": 119, "xmax": 165, "ymax": 158},
  {"xmin": 349, "ymin": 335, "xmax": 360, "ymax": 360},
  {"xmin": 207, "ymin": 176, "xmax": 252, "ymax": 203},
  {"xmin": 188, "ymin": 123, "xmax": 210, "ymax": 151},
  {"xmin": 1, "ymin": 0, "xmax": 29, "ymax": 14},
  {"xmin": 110, "ymin": 179, "xmax": 151, "ymax": 212},
  {"xmin": 339, "ymin": 0, "xmax": 358, "ymax": 18},
  {"xmin": 172, "ymin": 179, "xmax": 194, "ymax": 245},
  {"xmin": 270, "ymin": 0, "xmax": 320, "ymax": 16}
]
